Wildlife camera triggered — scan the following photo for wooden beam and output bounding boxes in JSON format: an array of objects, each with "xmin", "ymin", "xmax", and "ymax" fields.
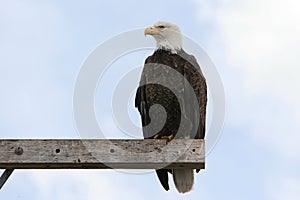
[{"xmin": 0, "ymin": 139, "xmax": 204, "ymax": 169}]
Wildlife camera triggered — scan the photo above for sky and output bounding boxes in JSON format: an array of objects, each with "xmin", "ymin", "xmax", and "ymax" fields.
[{"xmin": 1, "ymin": 0, "xmax": 300, "ymax": 199}]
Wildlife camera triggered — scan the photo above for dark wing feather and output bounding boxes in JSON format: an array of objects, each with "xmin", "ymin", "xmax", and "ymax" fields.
[
  {"xmin": 135, "ymin": 52, "xmax": 182, "ymax": 139},
  {"xmin": 155, "ymin": 169, "xmax": 169, "ymax": 191},
  {"xmin": 181, "ymin": 53, "xmax": 207, "ymax": 139},
  {"xmin": 180, "ymin": 52, "xmax": 207, "ymax": 173}
]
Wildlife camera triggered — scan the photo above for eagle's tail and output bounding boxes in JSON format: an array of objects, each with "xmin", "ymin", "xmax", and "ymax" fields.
[{"xmin": 173, "ymin": 169, "xmax": 194, "ymax": 193}]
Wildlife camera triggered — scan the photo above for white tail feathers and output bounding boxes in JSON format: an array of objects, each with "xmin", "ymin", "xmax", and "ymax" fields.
[{"xmin": 173, "ymin": 169, "xmax": 194, "ymax": 193}]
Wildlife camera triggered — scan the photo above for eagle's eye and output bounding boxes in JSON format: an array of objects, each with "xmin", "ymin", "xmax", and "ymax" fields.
[{"xmin": 157, "ymin": 25, "xmax": 165, "ymax": 29}]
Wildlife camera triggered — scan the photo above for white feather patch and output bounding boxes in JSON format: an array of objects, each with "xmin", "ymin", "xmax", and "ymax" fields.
[{"xmin": 173, "ymin": 169, "xmax": 194, "ymax": 193}]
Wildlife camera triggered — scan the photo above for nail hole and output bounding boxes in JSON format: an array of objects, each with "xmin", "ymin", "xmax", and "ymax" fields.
[
  {"xmin": 55, "ymin": 149, "xmax": 60, "ymax": 153},
  {"xmin": 15, "ymin": 147, "xmax": 23, "ymax": 155},
  {"xmin": 110, "ymin": 149, "xmax": 115, "ymax": 153},
  {"xmin": 192, "ymin": 149, "xmax": 196, "ymax": 152}
]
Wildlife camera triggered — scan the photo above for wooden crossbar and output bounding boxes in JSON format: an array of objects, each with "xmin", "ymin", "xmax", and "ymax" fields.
[
  {"xmin": 0, "ymin": 139, "xmax": 205, "ymax": 169},
  {"xmin": 0, "ymin": 139, "xmax": 205, "ymax": 190}
]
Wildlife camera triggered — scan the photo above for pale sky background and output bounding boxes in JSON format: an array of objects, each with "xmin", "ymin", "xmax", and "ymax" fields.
[{"xmin": 1, "ymin": 0, "xmax": 300, "ymax": 200}]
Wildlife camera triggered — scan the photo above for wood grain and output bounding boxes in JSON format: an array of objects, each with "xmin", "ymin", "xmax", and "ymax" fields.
[{"xmin": 0, "ymin": 139, "xmax": 204, "ymax": 169}]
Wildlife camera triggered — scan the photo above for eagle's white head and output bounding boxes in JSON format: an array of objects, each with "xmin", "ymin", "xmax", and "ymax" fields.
[{"xmin": 144, "ymin": 21, "xmax": 182, "ymax": 54}]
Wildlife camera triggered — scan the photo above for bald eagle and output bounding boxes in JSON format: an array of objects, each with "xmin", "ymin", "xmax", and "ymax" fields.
[{"xmin": 135, "ymin": 21, "xmax": 207, "ymax": 193}]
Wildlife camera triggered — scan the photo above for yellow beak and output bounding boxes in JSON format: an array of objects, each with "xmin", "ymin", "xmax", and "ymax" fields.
[{"xmin": 144, "ymin": 26, "xmax": 159, "ymax": 36}]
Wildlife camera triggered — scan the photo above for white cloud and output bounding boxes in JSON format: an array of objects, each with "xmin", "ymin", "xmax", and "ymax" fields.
[
  {"xmin": 265, "ymin": 175, "xmax": 300, "ymax": 200},
  {"xmin": 194, "ymin": 0, "xmax": 300, "ymax": 158},
  {"xmin": 215, "ymin": 0, "xmax": 300, "ymax": 97}
]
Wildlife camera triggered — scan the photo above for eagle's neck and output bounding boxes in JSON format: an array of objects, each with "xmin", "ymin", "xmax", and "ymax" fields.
[{"xmin": 156, "ymin": 37, "xmax": 182, "ymax": 54}]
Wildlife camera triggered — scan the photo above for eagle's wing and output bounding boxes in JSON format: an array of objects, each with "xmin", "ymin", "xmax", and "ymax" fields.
[
  {"xmin": 182, "ymin": 54, "xmax": 207, "ymax": 173},
  {"xmin": 135, "ymin": 57, "xmax": 152, "ymax": 139},
  {"xmin": 135, "ymin": 56, "xmax": 171, "ymax": 191},
  {"xmin": 183, "ymin": 54, "xmax": 207, "ymax": 140}
]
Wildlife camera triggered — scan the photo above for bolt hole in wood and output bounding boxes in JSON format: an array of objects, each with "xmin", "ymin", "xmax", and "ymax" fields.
[
  {"xmin": 55, "ymin": 149, "xmax": 60, "ymax": 153},
  {"xmin": 14, "ymin": 147, "xmax": 23, "ymax": 155}
]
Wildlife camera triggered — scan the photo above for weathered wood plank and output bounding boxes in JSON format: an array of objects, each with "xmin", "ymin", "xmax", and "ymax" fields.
[{"xmin": 0, "ymin": 139, "xmax": 204, "ymax": 169}]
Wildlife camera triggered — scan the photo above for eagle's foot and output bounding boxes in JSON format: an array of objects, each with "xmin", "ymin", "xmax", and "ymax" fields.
[
  {"xmin": 161, "ymin": 134, "xmax": 174, "ymax": 141},
  {"xmin": 153, "ymin": 133, "xmax": 160, "ymax": 139}
]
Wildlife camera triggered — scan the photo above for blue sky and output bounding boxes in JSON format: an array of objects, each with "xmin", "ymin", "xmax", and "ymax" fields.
[{"xmin": 1, "ymin": 0, "xmax": 300, "ymax": 199}]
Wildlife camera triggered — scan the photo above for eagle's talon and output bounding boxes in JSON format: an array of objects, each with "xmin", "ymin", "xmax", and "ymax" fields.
[
  {"xmin": 161, "ymin": 134, "xmax": 174, "ymax": 142},
  {"xmin": 153, "ymin": 134, "xmax": 160, "ymax": 139}
]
